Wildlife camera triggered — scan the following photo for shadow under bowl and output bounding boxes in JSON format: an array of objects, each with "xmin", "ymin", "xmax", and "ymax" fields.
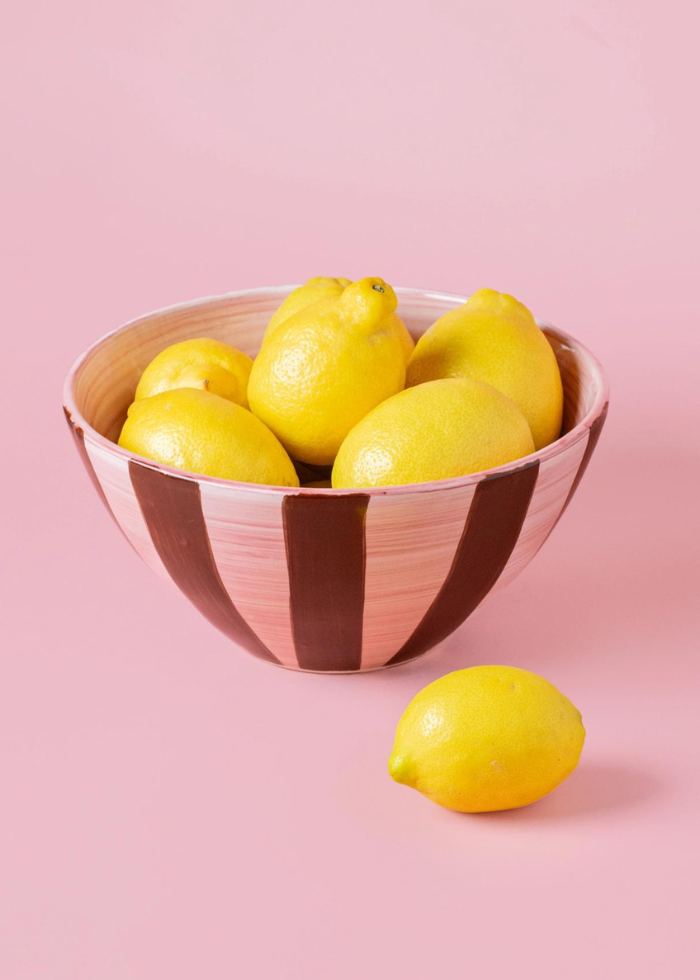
[{"xmin": 63, "ymin": 286, "xmax": 609, "ymax": 672}]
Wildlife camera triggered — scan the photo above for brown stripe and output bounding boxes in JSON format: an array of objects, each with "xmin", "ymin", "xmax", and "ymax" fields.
[
  {"xmin": 386, "ymin": 462, "xmax": 540, "ymax": 666},
  {"xmin": 129, "ymin": 461, "xmax": 281, "ymax": 664},
  {"xmin": 553, "ymin": 402, "xmax": 608, "ymax": 527},
  {"xmin": 63, "ymin": 407, "xmax": 117, "ymax": 523},
  {"xmin": 283, "ymin": 493, "xmax": 369, "ymax": 671}
]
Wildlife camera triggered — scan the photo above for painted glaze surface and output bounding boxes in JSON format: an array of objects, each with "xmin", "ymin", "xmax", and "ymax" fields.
[{"xmin": 64, "ymin": 288, "xmax": 608, "ymax": 672}]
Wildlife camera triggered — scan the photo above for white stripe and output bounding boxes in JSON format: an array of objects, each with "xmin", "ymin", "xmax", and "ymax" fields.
[
  {"xmin": 84, "ymin": 440, "xmax": 170, "ymax": 580},
  {"xmin": 361, "ymin": 484, "xmax": 477, "ymax": 670},
  {"xmin": 199, "ymin": 482, "xmax": 298, "ymax": 667},
  {"xmin": 494, "ymin": 434, "xmax": 590, "ymax": 592}
]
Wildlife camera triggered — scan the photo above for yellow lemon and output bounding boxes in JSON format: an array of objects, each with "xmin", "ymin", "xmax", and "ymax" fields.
[
  {"xmin": 332, "ymin": 377, "xmax": 534, "ymax": 488},
  {"xmin": 264, "ymin": 277, "xmax": 352, "ymax": 340},
  {"xmin": 392, "ymin": 316, "xmax": 416, "ymax": 365},
  {"xmin": 407, "ymin": 288, "xmax": 563, "ymax": 450},
  {"xmin": 135, "ymin": 337, "xmax": 253, "ymax": 408},
  {"xmin": 248, "ymin": 277, "xmax": 406, "ymax": 466},
  {"xmin": 264, "ymin": 276, "xmax": 415, "ymax": 364},
  {"xmin": 118, "ymin": 388, "xmax": 299, "ymax": 486},
  {"xmin": 389, "ymin": 666, "xmax": 585, "ymax": 812}
]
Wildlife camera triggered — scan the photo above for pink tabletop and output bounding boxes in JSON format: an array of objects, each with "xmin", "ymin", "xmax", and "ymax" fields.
[{"xmin": 1, "ymin": 3, "xmax": 697, "ymax": 978}]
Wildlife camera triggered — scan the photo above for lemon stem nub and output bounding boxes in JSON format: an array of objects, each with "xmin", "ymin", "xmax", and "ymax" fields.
[{"xmin": 388, "ymin": 753, "xmax": 412, "ymax": 785}]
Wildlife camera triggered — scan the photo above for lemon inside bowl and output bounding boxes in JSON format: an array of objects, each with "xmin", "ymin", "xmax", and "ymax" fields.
[{"xmin": 63, "ymin": 286, "xmax": 608, "ymax": 673}]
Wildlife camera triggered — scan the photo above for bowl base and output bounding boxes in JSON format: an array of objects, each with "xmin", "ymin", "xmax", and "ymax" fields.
[{"xmin": 261, "ymin": 652, "xmax": 428, "ymax": 674}]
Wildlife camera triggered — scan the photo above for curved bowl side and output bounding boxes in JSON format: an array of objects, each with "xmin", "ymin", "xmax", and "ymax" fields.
[{"xmin": 64, "ymin": 287, "xmax": 608, "ymax": 672}]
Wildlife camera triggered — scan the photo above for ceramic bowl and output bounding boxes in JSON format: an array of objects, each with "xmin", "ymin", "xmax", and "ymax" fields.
[{"xmin": 63, "ymin": 287, "xmax": 608, "ymax": 672}]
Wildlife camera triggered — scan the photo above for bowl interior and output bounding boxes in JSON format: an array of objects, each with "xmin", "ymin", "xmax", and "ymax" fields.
[{"xmin": 68, "ymin": 287, "xmax": 604, "ymax": 460}]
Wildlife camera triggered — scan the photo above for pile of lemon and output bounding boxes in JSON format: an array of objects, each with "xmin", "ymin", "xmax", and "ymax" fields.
[{"xmin": 119, "ymin": 277, "xmax": 563, "ymax": 488}]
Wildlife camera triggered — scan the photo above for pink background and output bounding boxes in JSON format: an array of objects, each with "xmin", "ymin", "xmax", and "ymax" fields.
[{"xmin": 1, "ymin": 2, "xmax": 698, "ymax": 977}]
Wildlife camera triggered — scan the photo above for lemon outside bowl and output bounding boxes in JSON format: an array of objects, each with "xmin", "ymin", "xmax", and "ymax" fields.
[{"xmin": 63, "ymin": 287, "xmax": 609, "ymax": 673}]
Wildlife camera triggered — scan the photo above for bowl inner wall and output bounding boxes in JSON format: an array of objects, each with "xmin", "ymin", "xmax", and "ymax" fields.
[{"xmin": 72, "ymin": 290, "xmax": 599, "ymax": 445}]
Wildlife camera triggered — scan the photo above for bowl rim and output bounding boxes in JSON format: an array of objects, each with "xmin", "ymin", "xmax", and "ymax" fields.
[{"xmin": 63, "ymin": 285, "xmax": 610, "ymax": 497}]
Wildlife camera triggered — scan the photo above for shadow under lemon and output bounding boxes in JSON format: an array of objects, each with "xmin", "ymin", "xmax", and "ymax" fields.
[{"xmin": 462, "ymin": 762, "xmax": 664, "ymax": 821}]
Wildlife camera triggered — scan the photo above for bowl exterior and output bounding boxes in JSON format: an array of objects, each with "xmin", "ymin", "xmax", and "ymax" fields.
[
  {"xmin": 64, "ymin": 287, "xmax": 608, "ymax": 672},
  {"xmin": 64, "ymin": 413, "xmax": 606, "ymax": 673}
]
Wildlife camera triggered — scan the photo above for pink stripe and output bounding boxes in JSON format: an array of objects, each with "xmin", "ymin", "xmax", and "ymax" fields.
[
  {"xmin": 84, "ymin": 440, "xmax": 169, "ymax": 580},
  {"xmin": 199, "ymin": 483, "xmax": 298, "ymax": 668},
  {"xmin": 360, "ymin": 484, "xmax": 477, "ymax": 670},
  {"xmin": 494, "ymin": 433, "xmax": 589, "ymax": 592}
]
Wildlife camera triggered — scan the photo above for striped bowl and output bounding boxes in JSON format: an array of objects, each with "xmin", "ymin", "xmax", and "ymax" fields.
[{"xmin": 63, "ymin": 287, "xmax": 609, "ymax": 672}]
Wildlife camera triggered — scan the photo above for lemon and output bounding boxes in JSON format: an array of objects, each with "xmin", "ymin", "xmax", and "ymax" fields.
[
  {"xmin": 332, "ymin": 377, "xmax": 534, "ymax": 488},
  {"xmin": 264, "ymin": 276, "xmax": 415, "ymax": 364},
  {"xmin": 135, "ymin": 337, "xmax": 254, "ymax": 408},
  {"xmin": 264, "ymin": 277, "xmax": 352, "ymax": 340},
  {"xmin": 392, "ymin": 316, "xmax": 416, "ymax": 364},
  {"xmin": 118, "ymin": 388, "xmax": 299, "ymax": 486},
  {"xmin": 389, "ymin": 666, "xmax": 585, "ymax": 812},
  {"xmin": 407, "ymin": 288, "xmax": 563, "ymax": 450},
  {"xmin": 248, "ymin": 277, "xmax": 406, "ymax": 466}
]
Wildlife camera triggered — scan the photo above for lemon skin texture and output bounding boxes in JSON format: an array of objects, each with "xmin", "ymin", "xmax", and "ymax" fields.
[
  {"xmin": 119, "ymin": 388, "xmax": 299, "ymax": 486},
  {"xmin": 248, "ymin": 277, "xmax": 406, "ymax": 466},
  {"xmin": 332, "ymin": 377, "xmax": 535, "ymax": 488},
  {"xmin": 135, "ymin": 337, "xmax": 254, "ymax": 408},
  {"xmin": 388, "ymin": 666, "xmax": 585, "ymax": 812},
  {"xmin": 407, "ymin": 288, "xmax": 563, "ymax": 450},
  {"xmin": 264, "ymin": 277, "xmax": 352, "ymax": 341},
  {"xmin": 264, "ymin": 276, "xmax": 415, "ymax": 364}
]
